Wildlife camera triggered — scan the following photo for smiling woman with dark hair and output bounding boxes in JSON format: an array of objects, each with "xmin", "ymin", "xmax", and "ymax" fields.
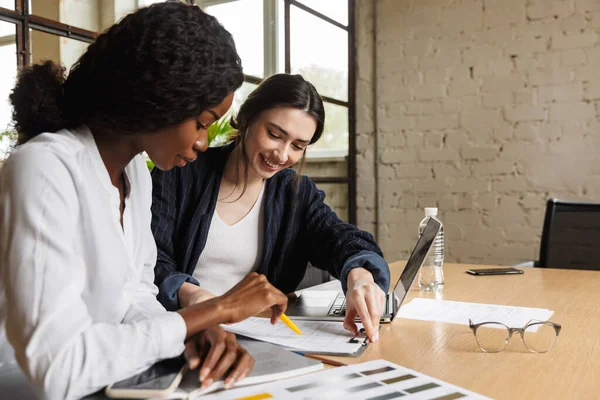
[
  {"xmin": 0, "ymin": 2, "xmax": 290, "ymax": 399},
  {"xmin": 152, "ymin": 73, "xmax": 390, "ymax": 344}
]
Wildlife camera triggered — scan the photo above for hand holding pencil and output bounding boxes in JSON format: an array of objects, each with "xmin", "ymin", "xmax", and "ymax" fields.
[
  {"xmin": 217, "ymin": 273, "xmax": 289, "ymax": 325},
  {"xmin": 212, "ymin": 272, "xmax": 302, "ymax": 335}
]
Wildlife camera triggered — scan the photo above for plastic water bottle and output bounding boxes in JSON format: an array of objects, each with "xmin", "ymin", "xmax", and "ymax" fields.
[{"xmin": 418, "ymin": 207, "xmax": 444, "ymax": 292}]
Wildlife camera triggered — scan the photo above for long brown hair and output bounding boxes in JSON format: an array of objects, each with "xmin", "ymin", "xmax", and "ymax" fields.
[{"xmin": 225, "ymin": 74, "xmax": 325, "ymax": 200}]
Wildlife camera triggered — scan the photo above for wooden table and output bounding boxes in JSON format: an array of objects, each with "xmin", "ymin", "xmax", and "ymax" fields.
[{"xmin": 321, "ymin": 262, "xmax": 600, "ymax": 400}]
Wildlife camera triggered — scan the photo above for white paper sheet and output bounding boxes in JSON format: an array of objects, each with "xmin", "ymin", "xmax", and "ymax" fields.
[
  {"xmin": 222, "ymin": 317, "xmax": 365, "ymax": 355},
  {"xmin": 198, "ymin": 359, "xmax": 492, "ymax": 400},
  {"xmin": 398, "ymin": 298, "xmax": 554, "ymax": 328}
]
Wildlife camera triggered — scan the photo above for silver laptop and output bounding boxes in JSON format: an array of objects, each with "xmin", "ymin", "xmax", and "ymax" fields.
[{"xmin": 285, "ymin": 218, "xmax": 441, "ymax": 323}]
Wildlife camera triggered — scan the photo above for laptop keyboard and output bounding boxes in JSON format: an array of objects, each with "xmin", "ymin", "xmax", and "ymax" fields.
[{"xmin": 327, "ymin": 293, "xmax": 347, "ymax": 316}]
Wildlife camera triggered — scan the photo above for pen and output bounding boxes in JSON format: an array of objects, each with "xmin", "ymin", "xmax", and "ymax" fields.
[
  {"xmin": 292, "ymin": 352, "xmax": 347, "ymax": 367},
  {"xmin": 279, "ymin": 313, "xmax": 302, "ymax": 335}
]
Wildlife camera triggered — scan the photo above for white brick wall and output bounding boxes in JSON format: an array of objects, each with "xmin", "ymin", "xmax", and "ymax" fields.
[{"xmin": 356, "ymin": 0, "xmax": 600, "ymax": 265}]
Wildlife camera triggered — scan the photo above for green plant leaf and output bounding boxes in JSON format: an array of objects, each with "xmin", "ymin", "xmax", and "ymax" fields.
[
  {"xmin": 145, "ymin": 116, "xmax": 236, "ymax": 171},
  {"xmin": 208, "ymin": 115, "xmax": 236, "ymax": 147},
  {"xmin": 0, "ymin": 130, "xmax": 16, "ymax": 140}
]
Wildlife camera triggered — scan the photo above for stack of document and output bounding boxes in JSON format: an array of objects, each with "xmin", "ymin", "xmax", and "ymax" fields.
[
  {"xmin": 398, "ymin": 298, "xmax": 554, "ymax": 327},
  {"xmin": 223, "ymin": 317, "xmax": 368, "ymax": 356}
]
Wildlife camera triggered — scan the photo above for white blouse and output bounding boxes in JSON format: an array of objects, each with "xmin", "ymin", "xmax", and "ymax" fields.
[
  {"xmin": 193, "ymin": 183, "xmax": 265, "ymax": 296},
  {"xmin": 0, "ymin": 127, "xmax": 186, "ymax": 399}
]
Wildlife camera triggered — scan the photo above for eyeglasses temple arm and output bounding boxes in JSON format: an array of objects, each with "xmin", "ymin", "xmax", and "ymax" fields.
[{"xmin": 468, "ymin": 319, "xmax": 476, "ymax": 333}]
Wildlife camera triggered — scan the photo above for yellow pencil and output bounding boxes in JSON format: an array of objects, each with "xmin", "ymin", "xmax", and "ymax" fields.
[{"xmin": 279, "ymin": 313, "xmax": 302, "ymax": 335}]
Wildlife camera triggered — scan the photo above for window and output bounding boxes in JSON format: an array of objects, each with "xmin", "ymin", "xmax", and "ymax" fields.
[
  {"xmin": 0, "ymin": 20, "xmax": 16, "ymax": 155},
  {"xmin": 30, "ymin": 0, "xmax": 100, "ymax": 32},
  {"xmin": 0, "ymin": 1, "xmax": 103, "ymax": 153},
  {"xmin": 0, "ymin": 0, "xmax": 13, "ymax": 10},
  {"xmin": 311, "ymin": 102, "xmax": 349, "ymax": 154},
  {"xmin": 290, "ymin": 6, "xmax": 348, "ymax": 102},
  {"xmin": 294, "ymin": 0, "xmax": 348, "ymax": 25},
  {"xmin": 200, "ymin": 0, "xmax": 356, "ymax": 224},
  {"xmin": 232, "ymin": 81, "xmax": 258, "ymax": 114},
  {"xmin": 204, "ymin": 0, "xmax": 264, "ymax": 78},
  {"xmin": 0, "ymin": 1, "xmax": 356, "ymax": 224}
]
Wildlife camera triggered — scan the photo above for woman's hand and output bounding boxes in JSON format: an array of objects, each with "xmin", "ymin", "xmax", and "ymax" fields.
[
  {"xmin": 217, "ymin": 273, "xmax": 288, "ymax": 325},
  {"xmin": 177, "ymin": 273, "xmax": 288, "ymax": 339},
  {"xmin": 343, "ymin": 267, "xmax": 386, "ymax": 342},
  {"xmin": 184, "ymin": 326, "xmax": 254, "ymax": 389},
  {"xmin": 178, "ymin": 282, "xmax": 216, "ymax": 308}
]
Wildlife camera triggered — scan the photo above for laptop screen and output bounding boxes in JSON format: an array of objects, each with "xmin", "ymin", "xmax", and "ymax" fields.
[{"xmin": 392, "ymin": 218, "xmax": 441, "ymax": 307}]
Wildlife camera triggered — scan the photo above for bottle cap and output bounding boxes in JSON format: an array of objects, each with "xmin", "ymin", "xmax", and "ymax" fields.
[{"xmin": 424, "ymin": 207, "xmax": 438, "ymax": 217}]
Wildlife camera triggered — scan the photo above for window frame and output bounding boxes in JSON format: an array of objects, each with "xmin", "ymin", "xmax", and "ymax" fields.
[
  {"xmin": 0, "ymin": 0, "xmax": 356, "ymax": 224},
  {"xmin": 0, "ymin": 1, "xmax": 99, "ymax": 70},
  {"xmin": 204, "ymin": 0, "xmax": 356, "ymax": 223}
]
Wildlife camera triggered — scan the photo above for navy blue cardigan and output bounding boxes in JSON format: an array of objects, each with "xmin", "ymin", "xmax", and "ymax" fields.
[{"xmin": 151, "ymin": 145, "xmax": 390, "ymax": 311}]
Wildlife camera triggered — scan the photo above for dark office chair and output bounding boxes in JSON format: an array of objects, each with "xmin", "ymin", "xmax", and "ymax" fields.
[{"xmin": 535, "ymin": 198, "xmax": 600, "ymax": 270}]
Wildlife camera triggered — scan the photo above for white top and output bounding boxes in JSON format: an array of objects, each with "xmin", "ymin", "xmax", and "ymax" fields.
[
  {"xmin": 193, "ymin": 184, "xmax": 265, "ymax": 296},
  {"xmin": 0, "ymin": 127, "xmax": 186, "ymax": 400}
]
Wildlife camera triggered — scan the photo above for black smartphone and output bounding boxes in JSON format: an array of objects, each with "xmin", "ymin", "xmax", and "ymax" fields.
[{"xmin": 466, "ymin": 267, "xmax": 524, "ymax": 276}]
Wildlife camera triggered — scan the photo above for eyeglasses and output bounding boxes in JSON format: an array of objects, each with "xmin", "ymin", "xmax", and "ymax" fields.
[{"xmin": 469, "ymin": 319, "xmax": 561, "ymax": 353}]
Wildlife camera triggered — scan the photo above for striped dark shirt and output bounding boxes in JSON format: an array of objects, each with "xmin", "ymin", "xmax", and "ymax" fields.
[{"xmin": 151, "ymin": 145, "xmax": 390, "ymax": 311}]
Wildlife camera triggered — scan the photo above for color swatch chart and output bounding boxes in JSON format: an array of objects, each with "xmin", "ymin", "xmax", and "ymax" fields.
[{"xmin": 195, "ymin": 359, "xmax": 491, "ymax": 400}]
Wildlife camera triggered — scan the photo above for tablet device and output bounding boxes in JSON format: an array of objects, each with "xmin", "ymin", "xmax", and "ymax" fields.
[{"xmin": 105, "ymin": 355, "xmax": 187, "ymax": 399}]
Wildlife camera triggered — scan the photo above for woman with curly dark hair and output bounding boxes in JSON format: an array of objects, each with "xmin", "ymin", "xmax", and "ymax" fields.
[
  {"xmin": 151, "ymin": 74, "xmax": 390, "ymax": 344},
  {"xmin": 0, "ymin": 2, "xmax": 288, "ymax": 399}
]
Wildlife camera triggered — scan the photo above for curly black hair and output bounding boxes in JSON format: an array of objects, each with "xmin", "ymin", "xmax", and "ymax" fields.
[{"xmin": 10, "ymin": 1, "xmax": 244, "ymax": 144}]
